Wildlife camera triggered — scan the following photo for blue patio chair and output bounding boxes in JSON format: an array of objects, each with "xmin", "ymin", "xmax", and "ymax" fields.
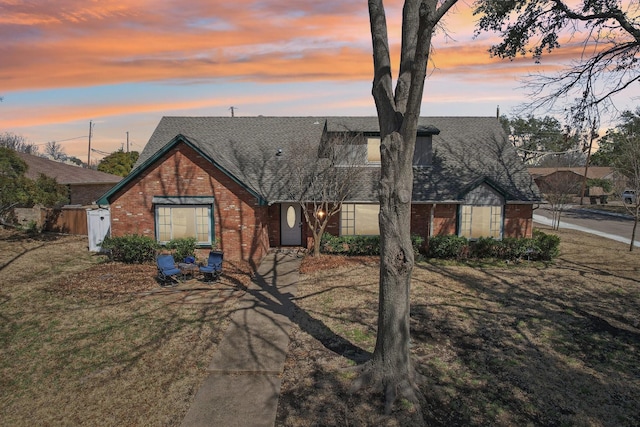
[
  {"xmin": 199, "ymin": 251, "xmax": 223, "ymax": 282},
  {"xmin": 157, "ymin": 254, "xmax": 181, "ymax": 285}
]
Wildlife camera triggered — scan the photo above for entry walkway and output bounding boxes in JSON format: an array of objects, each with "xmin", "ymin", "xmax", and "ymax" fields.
[{"xmin": 180, "ymin": 251, "xmax": 302, "ymax": 427}]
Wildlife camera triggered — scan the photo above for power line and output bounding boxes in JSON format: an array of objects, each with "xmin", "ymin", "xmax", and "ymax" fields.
[{"xmin": 33, "ymin": 135, "xmax": 88, "ymax": 146}]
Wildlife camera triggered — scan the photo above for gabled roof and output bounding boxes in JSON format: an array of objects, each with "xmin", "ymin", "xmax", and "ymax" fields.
[
  {"xmin": 412, "ymin": 117, "xmax": 541, "ymax": 202},
  {"xmin": 15, "ymin": 151, "xmax": 122, "ymax": 185},
  {"xmin": 101, "ymin": 116, "xmax": 540, "ymax": 205},
  {"xmin": 527, "ymin": 167, "xmax": 615, "ymax": 180}
]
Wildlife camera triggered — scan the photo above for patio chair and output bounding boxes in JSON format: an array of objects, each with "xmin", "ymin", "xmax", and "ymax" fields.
[
  {"xmin": 157, "ymin": 254, "xmax": 181, "ymax": 285},
  {"xmin": 199, "ymin": 251, "xmax": 223, "ymax": 282}
]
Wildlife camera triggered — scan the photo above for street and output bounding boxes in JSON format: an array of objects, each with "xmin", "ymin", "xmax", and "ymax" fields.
[{"xmin": 533, "ymin": 205, "xmax": 640, "ymax": 248}]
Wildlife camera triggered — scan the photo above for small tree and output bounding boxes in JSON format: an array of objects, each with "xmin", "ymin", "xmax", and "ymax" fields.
[
  {"xmin": 0, "ymin": 147, "xmax": 31, "ymax": 223},
  {"xmin": 97, "ymin": 150, "xmax": 140, "ymax": 177},
  {"xmin": 289, "ymin": 132, "xmax": 367, "ymax": 257},
  {"xmin": 44, "ymin": 140, "xmax": 66, "ymax": 161},
  {"xmin": 592, "ymin": 109, "xmax": 640, "ymax": 250},
  {"xmin": 0, "ymin": 148, "xmax": 67, "ymax": 226},
  {"xmin": 614, "ymin": 135, "xmax": 640, "ymax": 251},
  {"xmin": 540, "ymin": 172, "xmax": 582, "ymax": 230}
]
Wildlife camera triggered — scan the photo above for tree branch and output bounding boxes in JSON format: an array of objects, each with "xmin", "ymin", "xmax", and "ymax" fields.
[{"xmin": 369, "ymin": 0, "xmax": 397, "ymax": 127}]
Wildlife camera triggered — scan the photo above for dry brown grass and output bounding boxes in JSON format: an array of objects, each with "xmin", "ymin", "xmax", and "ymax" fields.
[
  {"xmin": 276, "ymin": 226, "xmax": 640, "ymax": 426},
  {"xmin": 0, "ymin": 229, "xmax": 250, "ymax": 426},
  {"xmin": 2, "ymin": 226, "xmax": 639, "ymax": 426}
]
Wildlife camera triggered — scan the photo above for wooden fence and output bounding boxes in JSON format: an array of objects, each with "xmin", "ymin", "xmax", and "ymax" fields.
[{"xmin": 42, "ymin": 207, "xmax": 88, "ymax": 235}]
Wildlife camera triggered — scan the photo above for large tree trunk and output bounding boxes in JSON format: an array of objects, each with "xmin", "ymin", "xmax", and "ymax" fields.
[
  {"xmin": 371, "ymin": 130, "xmax": 417, "ymax": 411},
  {"xmin": 355, "ymin": 0, "xmax": 457, "ymax": 417}
]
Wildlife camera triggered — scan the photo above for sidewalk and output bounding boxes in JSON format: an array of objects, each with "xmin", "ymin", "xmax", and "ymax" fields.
[{"xmin": 180, "ymin": 251, "xmax": 302, "ymax": 427}]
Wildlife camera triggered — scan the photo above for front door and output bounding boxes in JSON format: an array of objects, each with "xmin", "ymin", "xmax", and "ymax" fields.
[{"xmin": 280, "ymin": 203, "xmax": 302, "ymax": 246}]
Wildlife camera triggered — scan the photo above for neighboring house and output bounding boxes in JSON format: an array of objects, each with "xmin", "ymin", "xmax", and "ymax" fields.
[
  {"xmin": 97, "ymin": 116, "xmax": 541, "ymax": 266},
  {"xmin": 528, "ymin": 167, "xmax": 617, "ymax": 198},
  {"xmin": 15, "ymin": 151, "xmax": 122, "ymax": 206}
]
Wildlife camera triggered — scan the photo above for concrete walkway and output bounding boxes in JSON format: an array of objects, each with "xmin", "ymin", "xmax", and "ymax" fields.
[{"xmin": 181, "ymin": 251, "xmax": 302, "ymax": 427}]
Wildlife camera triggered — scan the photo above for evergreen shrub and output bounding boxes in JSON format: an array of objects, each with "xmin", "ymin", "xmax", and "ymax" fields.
[{"xmin": 101, "ymin": 234, "xmax": 159, "ymax": 264}]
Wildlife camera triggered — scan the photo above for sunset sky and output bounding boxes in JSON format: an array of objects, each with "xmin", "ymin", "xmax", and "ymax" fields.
[{"xmin": 2, "ymin": 0, "xmax": 637, "ymax": 161}]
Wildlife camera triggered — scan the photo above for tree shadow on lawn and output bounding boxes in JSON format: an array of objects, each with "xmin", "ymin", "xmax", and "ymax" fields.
[
  {"xmin": 1, "ymin": 258, "xmax": 250, "ymax": 426},
  {"xmin": 223, "ymin": 251, "xmax": 372, "ymax": 365},
  {"xmin": 206, "ymin": 252, "xmax": 383, "ymax": 425},
  {"xmin": 412, "ymin": 260, "xmax": 640, "ymax": 427}
]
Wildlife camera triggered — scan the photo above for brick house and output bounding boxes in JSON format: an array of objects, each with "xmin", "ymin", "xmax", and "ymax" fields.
[
  {"xmin": 528, "ymin": 167, "xmax": 618, "ymax": 202},
  {"xmin": 97, "ymin": 116, "xmax": 541, "ymax": 267},
  {"xmin": 15, "ymin": 151, "xmax": 122, "ymax": 206}
]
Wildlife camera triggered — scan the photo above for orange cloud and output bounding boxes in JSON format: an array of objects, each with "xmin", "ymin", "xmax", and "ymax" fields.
[
  {"xmin": 1, "ymin": 0, "xmax": 600, "ymax": 95},
  {"xmin": 0, "ymin": 90, "xmax": 322, "ymax": 129}
]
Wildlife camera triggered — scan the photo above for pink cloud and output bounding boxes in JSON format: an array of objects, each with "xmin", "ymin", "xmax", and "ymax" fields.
[{"xmin": 2, "ymin": 0, "xmax": 592, "ymax": 94}]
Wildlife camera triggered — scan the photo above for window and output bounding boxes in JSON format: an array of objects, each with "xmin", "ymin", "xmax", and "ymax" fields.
[
  {"xmin": 367, "ymin": 138, "xmax": 381, "ymax": 163},
  {"xmin": 341, "ymin": 204, "xmax": 380, "ymax": 235},
  {"xmin": 460, "ymin": 205, "xmax": 502, "ymax": 239},
  {"xmin": 154, "ymin": 198, "xmax": 213, "ymax": 245}
]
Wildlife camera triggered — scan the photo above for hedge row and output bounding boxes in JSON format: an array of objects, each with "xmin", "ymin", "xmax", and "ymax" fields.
[
  {"xmin": 320, "ymin": 234, "xmax": 425, "ymax": 257},
  {"xmin": 101, "ymin": 235, "xmax": 197, "ymax": 264},
  {"xmin": 426, "ymin": 230, "xmax": 560, "ymax": 261},
  {"xmin": 320, "ymin": 230, "xmax": 560, "ymax": 261}
]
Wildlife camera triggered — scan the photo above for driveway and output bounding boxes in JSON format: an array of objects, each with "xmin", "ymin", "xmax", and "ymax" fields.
[{"xmin": 533, "ymin": 205, "xmax": 640, "ymax": 248}]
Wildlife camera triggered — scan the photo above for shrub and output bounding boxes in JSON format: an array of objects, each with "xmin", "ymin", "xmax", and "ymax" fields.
[
  {"xmin": 469, "ymin": 236, "xmax": 498, "ymax": 258},
  {"xmin": 320, "ymin": 234, "xmax": 425, "ymax": 258},
  {"xmin": 102, "ymin": 234, "xmax": 158, "ymax": 264},
  {"xmin": 532, "ymin": 230, "xmax": 560, "ymax": 261},
  {"xmin": 319, "ymin": 231, "xmax": 561, "ymax": 262},
  {"xmin": 165, "ymin": 237, "xmax": 197, "ymax": 263},
  {"xmin": 427, "ymin": 235, "xmax": 469, "ymax": 259},
  {"xmin": 500, "ymin": 237, "xmax": 535, "ymax": 260},
  {"xmin": 411, "ymin": 234, "xmax": 425, "ymax": 259},
  {"xmin": 427, "ymin": 231, "xmax": 560, "ymax": 262},
  {"xmin": 321, "ymin": 234, "xmax": 380, "ymax": 256}
]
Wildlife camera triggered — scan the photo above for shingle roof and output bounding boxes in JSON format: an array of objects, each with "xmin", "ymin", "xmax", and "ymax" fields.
[
  {"xmin": 15, "ymin": 151, "xmax": 122, "ymax": 185},
  {"xmin": 527, "ymin": 167, "xmax": 615, "ymax": 180},
  {"xmin": 137, "ymin": 116, "xmax": 326, "ymax": 201},
  {"xmin": 414, "ymin": 117, "xmax": 541, "ymax": 202},
  {"xmin": 129, "ymin": 116, "xmax": 540, "ymax": 204}
]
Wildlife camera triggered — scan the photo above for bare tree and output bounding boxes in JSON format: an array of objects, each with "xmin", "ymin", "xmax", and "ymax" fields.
[
  {"xmin": 0, "ymin": 132, "xmax": 39, "ymax": 155},
  {"xmin": 45, "ymin": 140, "xmax": 66, "ymax": 161},
  {"xmin": 538, "ymin": 171, "xmax": 582, "ymax": 229},
  {"xmin": 475, "ymin": 0, "xmax": 640, "ymax": 122},
  {"xmin": 357, "ymin": 0, "xmax": 458, "ymax": 416},
  {"xmin": 289, "ymin": 132, "xmax": 369, "ymax": 257},
  {"xmin": 614, "ymin": 135, "xmax": 640, "ymax": 251}
]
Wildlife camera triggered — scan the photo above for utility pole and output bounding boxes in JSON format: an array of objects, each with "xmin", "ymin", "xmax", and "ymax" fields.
[
  {"xmin": 229, "ymin": 106, "xmax": 237, "ymax": 117},
  {"xmin": 126, "ymin": 131, "xmax": 130, "ymax": 153},
  {"xmin": 87, "ymin": 120, "xmax": 93, "ymax": 168}
]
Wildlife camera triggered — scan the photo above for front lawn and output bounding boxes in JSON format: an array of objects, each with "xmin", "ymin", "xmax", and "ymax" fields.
[
  {"xmin": 277, "ymin": 226, "xmax": 640, "ymax": 426},
  {"xmin": 2, "ymin": 226, "xmax": 639, "ymax": 426},
  {"xmin": 0, "ymin": 230, "xmax": 250, "ymax": 426}
]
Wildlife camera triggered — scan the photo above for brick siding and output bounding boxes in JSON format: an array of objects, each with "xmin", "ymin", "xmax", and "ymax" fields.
[
  {"xmin": 504, "ymin": 204, "xmax": 534, "ymax": 238},
  {"xmin": 109, "ymin": 143, "xmax": 269, "ymax": 266},
  {"xmin": 433, "ymin": 204, "xmax": 457, "ymax": 236}
]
